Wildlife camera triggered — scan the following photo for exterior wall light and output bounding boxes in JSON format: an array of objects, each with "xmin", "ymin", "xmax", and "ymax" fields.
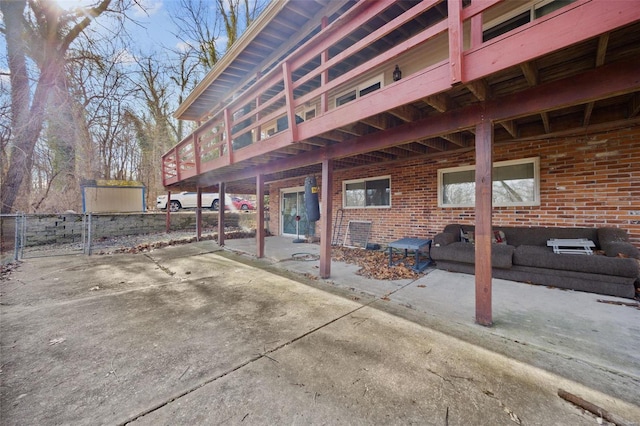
[{"xmin": 393, "ymin": 65, "xmax": 402, "ymax": 81}]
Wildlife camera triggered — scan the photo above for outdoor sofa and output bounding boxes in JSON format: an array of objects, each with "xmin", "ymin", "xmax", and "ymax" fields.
[{"xmin": 431, "ymin": 224, "xmax": 640, "ymax": 299}]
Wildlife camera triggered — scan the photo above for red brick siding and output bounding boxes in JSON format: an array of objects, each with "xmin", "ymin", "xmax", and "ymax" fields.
[{"xmin": 268, "ymin": 126, "xmax": 640, "ymax": 248}]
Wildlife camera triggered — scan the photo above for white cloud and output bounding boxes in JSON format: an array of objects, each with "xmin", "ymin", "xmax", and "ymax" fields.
[
  {"xmin": 175, "ymin": 41, "xmax": 193, "ymax": 53},
  {"xmin": 114, "ymin": 49, "xmax": 137, "ymax": 65},
  {"xmin": 133, "ymin": 0, "xmax": 163, "ymax": 17}
]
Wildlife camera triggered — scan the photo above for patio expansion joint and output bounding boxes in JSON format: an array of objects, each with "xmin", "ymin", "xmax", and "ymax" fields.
[{"xmin": 119, "ymin": 299, "xmax": 379, "ymax": 425}]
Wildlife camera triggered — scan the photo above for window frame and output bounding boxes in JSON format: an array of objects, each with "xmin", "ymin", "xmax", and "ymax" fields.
[
  {"xmin": 437, "ymin": 157, "xmax": 540, "ymax": 208},
  {"xmin": 342, "ymin": 175, "xmax": 392, "ymax": 209},
  {"xmin": 335, "ymin": 74, "xmax": 384, "ymax": 108},
  {"xmin": 482, "ymin": 0, "xmax": 576, "ymax": 42}
]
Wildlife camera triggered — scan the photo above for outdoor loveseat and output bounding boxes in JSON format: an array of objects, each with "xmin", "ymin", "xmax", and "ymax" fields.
[{"xmin": 431, "ymin": 224, "xmax": 640, "ymax": 298}]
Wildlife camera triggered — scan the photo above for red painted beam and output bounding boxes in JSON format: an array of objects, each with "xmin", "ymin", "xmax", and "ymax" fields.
[
  {"xmin": 224, "ymin": 108, "xmax": 234, "ymax": 164},
  {"xmin": 293, "ymin": 0, "xmax": 441, "ymax": 90},
  {"xmin": 461, "ymin": 0, "xmax": 502, "ymax": 21},
  {"xmin": 463, "ymin": 0, "xmax": 640, "ymax": 83},
  {"xmin": 282, "ymin": 61, "xmax": 298, "ymax": 142},
  {"xmin": 289, "ymin": 0, "xmax": 395, "ymax": 73},
  {"xmin": 448, "ymin": 0, "xmax": 463, "ymax": 84},
  {"xmin": 298, "ymin": 60, "xmax": 451, "ymax": 141},
  {"xmin": 184, "ymin": 58, "xmax": 640, "ymax": 185},
  {"xmin": 295, "ymin": 20, "xmax": 449, "ymax": 109}
]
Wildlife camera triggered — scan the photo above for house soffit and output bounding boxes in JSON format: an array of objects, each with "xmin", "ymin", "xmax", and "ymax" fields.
[{"xmin": 174, "ymin": 0, "xmax": 355, "ymax": 122}]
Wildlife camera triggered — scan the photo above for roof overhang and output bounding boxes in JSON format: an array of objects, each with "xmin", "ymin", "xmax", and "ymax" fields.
[
  {"xmin": 173, "ymin": 0, "xmax": 288, "ymax": 121},
  {"xmin": 173, "ymin": 0, "xmax": 351, "ymax": 122}
]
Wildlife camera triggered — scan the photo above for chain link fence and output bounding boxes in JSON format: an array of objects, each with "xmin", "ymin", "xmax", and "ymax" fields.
[{"xmin": 1, "ymin": 211, "xmax": 257, "ymax": 263}]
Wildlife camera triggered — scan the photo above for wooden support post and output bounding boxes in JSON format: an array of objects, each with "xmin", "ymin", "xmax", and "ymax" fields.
[
  {"xmin": 256, "ymin": 174, "xmax": 265, "ymax": 258},
  {"xmin": 282, "ymin": 61, "xmax": 298, "ymax": 141},
  {"xmin": 319, "ymin": 158, "xmax": 333, "ymax": 278},
  {"xmin": 224, "ymin": 108, "xmax": 234, "ymax": 164},
  {"xmin": 255, "ymin": 71, "xmax": 262, "ymax": 142},
  {"xmin": 448, "ymin": 0, "xmax": 463, "ymax": 84},
  {"xmin": 194, "ymin": 133, "xmax": 201, "ymax": 174},
  {"xmin": 470, "ymin": 14, "xmax": 483, "ymax": 48},
  {"xmin": 475, "ymin": 118, "xmax": 493, "ymax": 326},
  {"xmin": 165, "ymin": 191, "xmax": 171, "ymax": 233},
  {"xmin": 218, "ymin": 182, "xmax": 226, "ymax": 246},
  {"xmin": 196, "ymin": 187, "xmax": 202, "ymax": 241},
  {"xmin": 320, "ymin": 16, "xmax": 329, "ymax": 113}
]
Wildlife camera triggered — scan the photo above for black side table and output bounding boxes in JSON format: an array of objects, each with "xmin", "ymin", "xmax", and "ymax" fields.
[{"xmin": 388, "ymin": 238, "xmax": 433, "ymax": 272}]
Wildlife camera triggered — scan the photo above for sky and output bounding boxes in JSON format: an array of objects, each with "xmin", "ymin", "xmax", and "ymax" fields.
[
  {"xmin": 122, "ymin": 0, "xmax": 185, "ymax": 52},
  {"xmin": 1, "ymin": 0, "xmax": 184, "ymax": 74}
]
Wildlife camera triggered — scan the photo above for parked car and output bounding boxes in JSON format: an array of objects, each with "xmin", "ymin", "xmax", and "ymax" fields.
[
  {"xmin": 232, "ymin": 197, "xmax": 255, "ymax": 211},
  {"xmin": 157, "ymin": 192, "xmax": 232, "ymax": 212}
]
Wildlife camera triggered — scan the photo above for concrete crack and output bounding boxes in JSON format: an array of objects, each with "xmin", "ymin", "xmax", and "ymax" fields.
[{"xmin": 120, "ymin": 300, "xmax": 373, "ymax": 425}]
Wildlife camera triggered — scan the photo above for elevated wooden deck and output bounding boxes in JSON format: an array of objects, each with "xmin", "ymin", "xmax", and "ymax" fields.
[{"xmin": 162, "ymin": 0, "xmax": 640, "ymax": 192}]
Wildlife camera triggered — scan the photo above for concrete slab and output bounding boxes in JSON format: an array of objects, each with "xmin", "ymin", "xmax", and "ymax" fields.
[
  {"xmin": 222, "ymin": 236, "xmax": 640, "ymax": 408},
  {"xmin": 1, "ymin": 250, "xmax": 360, "ymax": 425},
  {"xmin": 131, "ymin": 306, "xmax": 631, "ymax": 425}
]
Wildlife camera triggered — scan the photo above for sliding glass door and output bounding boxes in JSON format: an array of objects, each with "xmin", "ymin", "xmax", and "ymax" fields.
[{"xmin": 281, "ymin": 188, "xmax": 310, "ymax": 238}]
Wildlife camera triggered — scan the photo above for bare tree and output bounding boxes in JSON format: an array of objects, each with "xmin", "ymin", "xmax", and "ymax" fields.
[
  {"xmin": 170, "ymin": 0, "xmax": 268, "ymax": 71},
  {"xmin": 130, "ymin": 53, "xmax": 179, "ymax": 206},
  {"xmin": 0, "ymin": 0, "xmax": 130, "ymax": 213},
  {"xmin": 169, "ymin": 47, "xmax": 202, "ymax": 141}
]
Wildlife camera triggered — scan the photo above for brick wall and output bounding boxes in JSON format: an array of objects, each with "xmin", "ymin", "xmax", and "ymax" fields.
[{"xmin": 268, "ymin": 126, "xmax": 640, "ymax": 248}]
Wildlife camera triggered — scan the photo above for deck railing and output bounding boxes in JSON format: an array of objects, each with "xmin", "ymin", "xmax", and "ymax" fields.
[{"xmin": 162, "ymin": 0, "xmax": 630, "ymax": 186}]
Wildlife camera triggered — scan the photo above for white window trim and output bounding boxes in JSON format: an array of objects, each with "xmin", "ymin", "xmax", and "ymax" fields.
[
  {"xmin": 296, "ymin": 104, "xmax": 317, "ymax": 121},
  {"xmin": 342, "ymin": 175, "xmax": 392, "ymax": 209},
  {"xmin": 335, "ymin": 74, "xmax": 384, "ymax": 108},
  {"xmin": 262, "ymin": 120, "xmax": 278, "ymax": 138},
  {"xmin": 483, "ymin": 0, "xmax": 574, "ymax": 32},
  {"xmin": 437, "ymin": 157, "xmax": 540, "ymax": 208}
]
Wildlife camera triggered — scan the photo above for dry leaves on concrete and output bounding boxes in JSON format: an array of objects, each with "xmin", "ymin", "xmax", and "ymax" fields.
[
  {"xmin": 331, "ymin": 246, "xmax": 419, "ymax": 280},
  {"xmin": 0, "ymin": 261, "xmax": 20, "ymax": 281},
  {"xmin": 95, "ymin": 230, "xmax": 255, "ymax": 255}
]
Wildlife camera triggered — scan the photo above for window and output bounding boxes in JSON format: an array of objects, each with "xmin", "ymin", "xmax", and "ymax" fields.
[
  {"xmin": 438, "ymin": 157, "xmax": 540, "ymax": 207},
  {"xmin": 343, "ymin": 176, "xmax": 391, "ymax": 208},
  {"xmin": 335, "ymin": 74, "xmax": 384, "ymax": 108},
  {"xmin": 336, "ymin": 90, "xmax": 357, "ymax": 107},
  {"xmin": 304, "ymin": 108, "xmax": 316, "ymax": 121},
  {"xmin": 483, "ymin": 0, "xmax": 576, "ymax": 42},
  {"xmin": 296, "ymin": 105, "xmax": 317, "ymax": 121}
]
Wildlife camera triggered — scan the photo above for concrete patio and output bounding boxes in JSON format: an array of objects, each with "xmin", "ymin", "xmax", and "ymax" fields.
[
  {"xmin": 223, "ymin": 236, "xmax": 640, "ymax": 404},
  {"xmin": 1, "ymin": 236, "xmax": 638, "ymax": 425}
]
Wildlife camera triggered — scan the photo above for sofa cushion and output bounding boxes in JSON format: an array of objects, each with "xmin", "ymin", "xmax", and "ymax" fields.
[
  {"xmin": 513, "ymin": 245, "xmax": 638, "ymax": 278},
  {"xmin": 443, "ymin": 224, "xmax": 463, "ymax": 240},
  {"xmin": 601, "ymin": 242, "xmax": 640, "ymax": 259},
  {"xmin": 434, "ymin": 232, "xmax": 458, "ymax": 246},
  {"xmin": 500, "ymin": 227, "xmax": 598, "ymax": 248},
  {"xmin": 431, "ymin": 242, "xmax": 514, "ymax": 269},
  {"xmin": 597, "ymin": 227, "xmax": 640, "ymax": 258},
  {"xmin": 597, "ymin": 227, "xmax": 629, "ymax": 243}
]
